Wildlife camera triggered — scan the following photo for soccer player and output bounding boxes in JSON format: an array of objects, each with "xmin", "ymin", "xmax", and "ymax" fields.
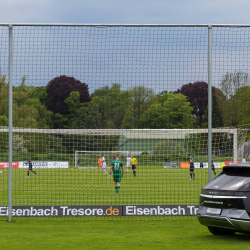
[
  {"xmin": 26, "ymin": 155, "xmax": 38, "ymax": 178},
  {"xmin": 109, "ymin": 153, "xmax": 124, "ymax": 194},
  {"xmin": 200, "ymin": 161, "xmax": 203, "ymax": 168},
  {"xmin": 212, "ymin": 161, "xmax": 216, "ymax": 178},
  {"xmin": 126, "ymin": 155, "xmax": 131, "ymax": 173},
  {"xmin": 165, "ymin": 156, "xmax": 168, "ymax": 162},
  {"xmin": 242, "ymin": 157, "xmax": 246, "ymax": 164},
  {"xmin": 98, "ymin": 156, "xmax": 102, "ymax": 170},
  {"xmin": 130, "ymin": 155, "xmax": 137, "ymax": 177},
  {"xmin": 188, "ymin": 153, "xmax": 195, "ymax": 181},
  {"xmin": 101, "ymin": 154, "xmax": 107, "ymax": 176},
  {"xmin": 77, "ymin": 157, "xmax": 80, "ymax": 168},
  {"xmin": 111, "ymin": 156, "xmax": 115, "ymax": 165}
]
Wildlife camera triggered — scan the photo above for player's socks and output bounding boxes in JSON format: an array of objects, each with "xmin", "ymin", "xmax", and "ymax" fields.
[
  {"xmin": 32, "ymin": 171, "xmax": 37, "ymax": 175},
  {"xmin": 190, "ymin": 173, "xmax": 192, "ymax": 179},
  {"xmin": 134, "ymin": 171, "xmax": 136, "ymax": 177},
  {"xmin": 117, "ymin": 186, "xmax": 120, "ymax": 191},
  {"xmin": 193, "ymin": 173, "xmax": 195, "ymax": 180},
  {"xmin": 27, "ymin": 171, "xmax": 29, "ymax": 176}
]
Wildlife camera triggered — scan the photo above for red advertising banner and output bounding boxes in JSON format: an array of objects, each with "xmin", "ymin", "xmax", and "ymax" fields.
[
  {"xmin": 223, "ymin": 161, "xmax": 241, "ymax": 166},
  {"xmin": 0, "ymin": 162, "xmax": 19, "ymax": 168}
]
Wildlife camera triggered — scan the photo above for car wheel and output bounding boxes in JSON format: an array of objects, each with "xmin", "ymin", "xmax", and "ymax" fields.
[{"xmin": 207, "ymin": 226, "xmax": 236, "ymax": 235}]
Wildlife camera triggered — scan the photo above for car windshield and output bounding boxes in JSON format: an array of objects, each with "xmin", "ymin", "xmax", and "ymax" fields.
[{"xmin": 223, "ymin": 167, "xmax": 250, "ymax": 177}]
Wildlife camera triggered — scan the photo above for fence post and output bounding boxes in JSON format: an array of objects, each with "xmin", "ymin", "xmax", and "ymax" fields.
[
  {"xmin": 208, "ymin": 24, "xmax": 212, "ymax": 183},
  {"xmin": 233, "ymin": 129, "xmax": 237, "ymax": 164},
  {"xmin": 8, "ymin": 23, "xmax": 13, "ymax": 222}
]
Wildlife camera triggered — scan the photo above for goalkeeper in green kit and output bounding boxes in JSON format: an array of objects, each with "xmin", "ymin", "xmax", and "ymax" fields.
[{"xmin": 109, "ymin": 153, "xmax": 124, "ymax": 194}]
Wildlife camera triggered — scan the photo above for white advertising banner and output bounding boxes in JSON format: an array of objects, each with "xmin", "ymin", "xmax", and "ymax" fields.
[
  {"xmin": 194, "ymin": 162, "xmax": 220, "ymax": 169},
  {"xmin": 48, "ymin": 162, "xmax": 68, "ymax": 168},
  {"xmin": 19, "ymin": 161, "xmax": 68, "ymax": 169}
]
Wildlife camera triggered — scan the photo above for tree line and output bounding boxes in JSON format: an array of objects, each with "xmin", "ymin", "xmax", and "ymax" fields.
[{"xmin": 0, "ymin": 72, "xmax": 249, "ymax": 129}]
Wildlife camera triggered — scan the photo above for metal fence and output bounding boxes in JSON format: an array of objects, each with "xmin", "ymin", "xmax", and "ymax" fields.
[{"xmin": 0, "ymin": 24, "xmax": 249, "ymax": 221}]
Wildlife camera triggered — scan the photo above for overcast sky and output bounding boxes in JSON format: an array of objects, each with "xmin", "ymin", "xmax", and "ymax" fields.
[
  {"xmin": 0, "ymin": 0, "xmax": 249, "ymax": 24},
  {"xmin": 0, "ymin": 0, "xmax": 250, "ymax": 94}
]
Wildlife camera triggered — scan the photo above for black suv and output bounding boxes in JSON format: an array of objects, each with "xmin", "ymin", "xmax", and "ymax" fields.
[{"xmin": 197, "ymin": 164, "xmax": 250, "ymax": 235}]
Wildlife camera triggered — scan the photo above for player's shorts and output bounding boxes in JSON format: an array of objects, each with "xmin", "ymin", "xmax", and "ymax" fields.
[
  {"xmin": 190, "ymin": 163, "xmax": 194, "ymax": 172},
  {"xmin": 28, "ymin": 165, "xmax": 33, "ymax": 170},
  {"xmin": 102, "ymin": 163, "xmax": 106, "ymax": 168},
  {"xmin": 212, "ymin": 167, "xmax": 215, "ymax": 171},
  {"xmin": 132, "ymin": 165, "xmax": 136, "ymax": 170},
  {"xmin": 126, "ymin": 163, "xmax": 130, "ymax": 167},
  {"xmin": 113, "ymin": 174, "xmax": 122, "ymax": 183}
]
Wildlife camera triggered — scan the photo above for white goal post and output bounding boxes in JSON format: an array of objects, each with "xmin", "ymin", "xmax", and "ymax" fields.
[
  {"xmin": 0, "ymin": 127, "xmax": 246, "ymax": 165},
  {"xmin": 75, "ymin": 151, "xmax": 129, "ymax": 168}
]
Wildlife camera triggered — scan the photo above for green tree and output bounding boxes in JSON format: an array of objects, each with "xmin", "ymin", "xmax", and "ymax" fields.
[
  {"xmin": 62, "ymin": 91, "xmax": 84, "ymax": 128},
  {"xmin": 202, "ymin": 93, "xmax": 223, "ymax": 128},
  {"xmin": 220, "ymin": 71, "xmax": 250, "ymax": 100},
  {"xmin": 139, "ymin": 93, "xmax": 195, "ymax": 129},
  {"xmin": 12, "ymin": 134, "xmax": 28, "ymax": 153},
  {"xmin": 76, "ymin": 96, "xmax": 104, "ymax": 129},
  {"xmin": 138, "ymin": 103, "xmax": 166, "ymax": 129},
  {"xmin": 92, "ymin": 85, "xmax": 112, "ymax": 97},
  {"xmin": 65, "ymin": 91, "xmax": 82, "ymax": 114},
  {"xmin": 28, "ymin": 86, "xmax": 48, "ymax": 105},
  {"xmin": 164, "ymin": 93, "xmax": 195, "ymax": 128},
  {"xmin": 221, "ymin": 86, "xmax": 250, "ymax": 126},
  {"xmin": 75, "ymin": 84, "xmax": 130, "ymax": 129},
  {"xmin": 0, "ymin": 75, "xmax": 7, "ymax": 91},
  {"xmin": 0, "ymin": 76, "xmax": 54, "ymax": 128},
  {"xmin": 24, "ymin": 98, "xmax": 53, "ymax": 128},
  {"xmin": 155, "ymin": 90, "xmax": 170, "ymax": 105},
  {"xmin": 13, "ymin": 104, "xmax": 38, "ymax": 128},
  {"xmin": 0, "ymin": 115, "xmax": 8, "ymax": 126},
  {"xmin": 0, "ymin": 76, "xmax": 9, "ymax": 117},
  {"xmin": 53, "ymin": 113, "xmax": 69, "ymax": 129},
  {"xmin": 122, "ymin": 86, "xmax": 155, "ymax": 128},
  {"xmin": 102, "ymin": 85, "xmax": 129, "ymax": 129}
]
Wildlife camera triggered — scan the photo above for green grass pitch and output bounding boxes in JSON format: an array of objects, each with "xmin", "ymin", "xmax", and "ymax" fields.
[
  {"xmin": 1, "ymin": 166, "xmax": 250, "ymax": 250},
  {"xmin": 0, "ymin": 166, "xmax": 221, "ymax": 209},
  {"xmin": 1, "ymin": 219, "xmax": 250, "ymax": 250}
]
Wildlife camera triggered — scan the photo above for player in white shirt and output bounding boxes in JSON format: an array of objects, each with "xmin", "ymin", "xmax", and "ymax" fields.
[
  {"xmin": 242, "ymin": 157, "xmax": 246, "ymax": 164},
  {"xmin": 101, "ymin": 154, "xmax": 107, "ymax": 176},
  {"xmin": 126, "ymin": 155, "xmax": 131, "ymax": 173}
]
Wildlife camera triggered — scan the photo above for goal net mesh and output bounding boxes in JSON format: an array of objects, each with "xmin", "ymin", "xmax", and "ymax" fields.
[
  {"xmin": 0, "ymin": 25, "xmax": 250, "ymax": 220},
  {"xmin": 0, "ymin": 127, "xmax": 248, "ymax": 220}
]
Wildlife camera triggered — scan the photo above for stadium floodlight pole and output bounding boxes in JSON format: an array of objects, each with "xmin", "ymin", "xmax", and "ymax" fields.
[
  {"xmin": 208, "ymin": 24, "xmax": 213, "ymax": 183},
  {"xmin": 8, "ymin": 24, "xmax": 13, "ymax": 222}
]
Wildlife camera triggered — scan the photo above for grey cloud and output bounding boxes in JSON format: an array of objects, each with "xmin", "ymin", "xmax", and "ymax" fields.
[{"xmin": 0, "ymin": 0, "xmax": 249, "ymax": 24}]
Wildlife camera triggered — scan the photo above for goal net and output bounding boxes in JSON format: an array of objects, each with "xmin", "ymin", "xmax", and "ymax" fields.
[
  {"xmin": 0, "ymin": 127, "xmax": 249, "ymax": 220},
  {"xmin": 1, "ymin": 25, "xmax": 250, "ymax": 221},
  {"xmin": 75, "ymin": 151, "xmax": 129, "ymax": 168}
]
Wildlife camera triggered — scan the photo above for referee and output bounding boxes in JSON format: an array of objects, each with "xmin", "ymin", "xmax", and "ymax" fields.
[{"xmin": 130, "ymin": 155, "xmax": 137, "ymax": 177}]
